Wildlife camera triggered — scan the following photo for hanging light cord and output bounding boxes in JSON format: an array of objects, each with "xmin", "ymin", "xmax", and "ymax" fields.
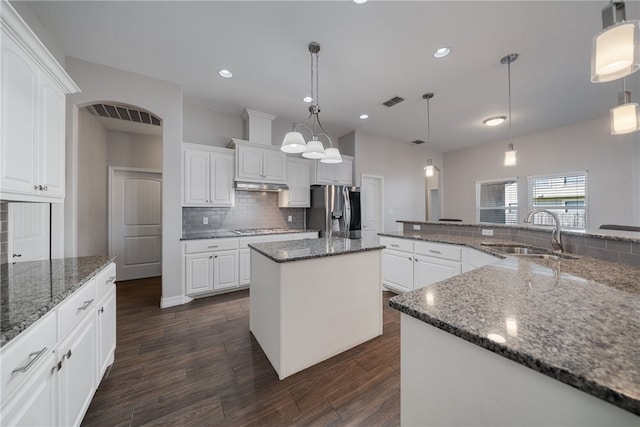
[
  {"xmin": 507, "ymin": 56, "xmax": 513, "ymax": 150},
  {"xmin": 426, "ymin": 97, "xmax": 431, "ymax": 161}
]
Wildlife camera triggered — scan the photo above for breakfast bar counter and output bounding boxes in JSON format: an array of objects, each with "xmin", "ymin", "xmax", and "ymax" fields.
[{"xmin": 248, "ymin": 237, "xmax": 384, "ymax": 379}]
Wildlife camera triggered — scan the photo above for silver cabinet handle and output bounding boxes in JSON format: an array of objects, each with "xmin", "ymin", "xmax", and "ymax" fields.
[
  {"xmin": 429, "ymin": 250, "xmax": 442, "ymax": 254},
  {"xmin": 77, "ymin": 299, "xmax": 94, "ymax": 313},
  {"xmin": 107, "ymin": 276, "xmax": 116, "ymax": 283},
  {"xmin": 207, "ymin": 245, "xmax": 219, "ymax": 248},
  {"xmin": 98, "ymin": 307, "xmax": 104, "ymax": 314},
  {"xmin": 43, "ymin": 185, "xmax": 48, "ymax": 191},
  {"xmin": 12, "ymin": 254, "xmax": 22, "ymax": 258},
  {"xmin": 390, "ymin": 244, "xmax": 400, "ymax": 248},
  {"xmin": 12, "ymin": 347, "xmax": 48, "ymax": 375},
  {"xmin": 34, "ymin": 185, "xmax": 39, "ymax": 190},
  {"xmin": 62, "ymin": 349, "xmax": 72, "ymax": 360}
]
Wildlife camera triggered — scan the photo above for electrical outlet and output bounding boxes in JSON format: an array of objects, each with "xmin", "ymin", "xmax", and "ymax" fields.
[
  {"xmin": 203, "ymin": 217, "xmax": 208, "ymax": 225},
  {"xmin": 482, "ymin": 229, "xmax": 494, "ymax": 236},
  {"xmin": 288, "ymin": 215, "xmax": 292, "ymax": 222},
  {"xmin": 413, "ymin": 225, "xmax": 420, "ymax": 231}
]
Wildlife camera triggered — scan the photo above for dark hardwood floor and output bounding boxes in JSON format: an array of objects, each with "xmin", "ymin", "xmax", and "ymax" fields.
[{"xmin": 82, "ymin": 277, "xmax": 400, "ymax": 426}]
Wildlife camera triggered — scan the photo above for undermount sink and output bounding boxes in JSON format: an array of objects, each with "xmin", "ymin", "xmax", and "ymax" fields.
[{"xmin": 481, "ymin": 243, "xmax": 576, "ymax": 260}]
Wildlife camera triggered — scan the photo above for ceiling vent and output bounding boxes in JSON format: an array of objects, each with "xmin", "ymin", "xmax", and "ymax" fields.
[
  {"xmin": 88, "ymin": 103, "xmax": 161, "ymax": 126},
  {"xmin": 382, "ymin": 96, "xmax": 405, "ymax": 107},
  {"xmin": 411, "ymin": 140, "xmax": 425, "ymax": 144}
]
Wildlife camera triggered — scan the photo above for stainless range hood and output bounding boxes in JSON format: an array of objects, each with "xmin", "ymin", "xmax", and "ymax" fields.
[{"xmin": 234, "ymin": 181, "xmax": 289, "ymax": 192}]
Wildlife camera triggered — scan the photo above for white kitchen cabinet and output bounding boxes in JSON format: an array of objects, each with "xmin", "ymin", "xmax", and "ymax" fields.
[
  {"xmin": 95, "ymin": 286, "xmax": 116, "ymax": 383},
  {"xmin": 56, "ymin": 313, "xmax": 95, "ymax": 427},
  {"xmin": 239, "ymin": 249, "xmax": 251, "ymax": 286},
  {"xmin": 278, "ymin": 158, "xmax": 311, "ymax": 208},
  {"xmin": 462, "ymin": 247, "xmax": 499, "ymax": 273},
  {"xmin": 311, "ymin": 155, "xmax": 354, "ymax": 185},
  {"xmin": 413, "ymin": 254, "xmax": 462, "ymax": 289},
  {"xmin": 0, "ymin": 3, "xmax": 79, "ymax": 202},
  {"xmin": 183, "ymin": 143, "xmax": 235, "ymax": 207},
  {"xmin": 185, "ymin": 252, "xmax": 214, "ymax": 295},
  {"xmin": 231, "ymin": 139, "xmax": 287, "ymax": 184},
  {"xmin": 213, "ymin": 250, "xmax": 239, "ymax": 291},
  {"xmin": 382, "ymin": 249, "xmax": 414, "ymax": 293}
]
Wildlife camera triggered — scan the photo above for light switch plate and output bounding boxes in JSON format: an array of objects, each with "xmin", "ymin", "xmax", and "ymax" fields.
[
  {"xmin": 203, "ymin": 217, "xmax": 208, "ymax": 225},
  {"xmin": 288, "ymin": 215, "xmax": 292, "ymax": 222},
  {"xmin": 413, "ymin": 225, "xmax": 420, "ymax": 230},
  {"xmin": 482, "ymin": 229, "xmax": 494, "ymax": 236}
]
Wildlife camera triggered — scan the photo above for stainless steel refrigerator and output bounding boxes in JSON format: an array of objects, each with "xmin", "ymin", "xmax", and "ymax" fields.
[{"xmin": 307, "ymin": 185, "xmax": 361, "ymax": 238}]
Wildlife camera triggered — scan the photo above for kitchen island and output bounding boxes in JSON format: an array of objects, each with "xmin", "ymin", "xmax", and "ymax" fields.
[
  {"xmin": 248, "ymin": 237, "xmax": 384, "ymax": 379},
  {"xmin": 385, "ymin": 231, "xmax": 640, "ymax": 425}
]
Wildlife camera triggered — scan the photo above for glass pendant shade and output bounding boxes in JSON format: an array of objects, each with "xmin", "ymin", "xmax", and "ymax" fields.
[
  {"xmin": 591, "ymin": 20, "xmax": 640, "ymax": 83},
  {"xmin": 424, "ymin": 164, "xmax": 434, "ymax": 177},
  {"xmin": 320, "ymin": 147, "xmax": 343, "ymax": 164},
  {"xmin": 504, "ymin": 148, "xmax": 517, "ymax": 167},
  {"xmin": 281, "ymin": 131, "xmax": 307, "ymax": 153},
  {"xmin": 611, "ymin": 102, "xmax": 640, "ymax": 134},
  {"xmin": 302, "ymin": 139, "xmax": 326, "ymax": 159}
]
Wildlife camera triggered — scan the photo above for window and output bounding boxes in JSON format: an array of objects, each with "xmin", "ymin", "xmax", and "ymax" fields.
[
  {"xmin": 528, "ymin": 172, "xmax": 587, "ymax": 230},
  {"xmin": 476, "ymin": 179, "xmax": 518, "ymax": 224}
]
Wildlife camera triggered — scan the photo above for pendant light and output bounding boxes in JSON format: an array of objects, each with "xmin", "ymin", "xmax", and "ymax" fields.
[
  {"xmin": 611, "ymin": 78, "xmax": 640, "ymax": 134},
  {"xmin": 281, "ymin": 42, "xmax": 342, "ymax": 164},
  {"xmin": 591, "ymin": 1, "xmax": 640, "ymax": 83},
  {"xmin": 422, "ymin": 93, "xmax": 435, "ymax": 177},
  {"xmin": 502, "ymin": 53, "xmax": 518, "ymax": 167}
]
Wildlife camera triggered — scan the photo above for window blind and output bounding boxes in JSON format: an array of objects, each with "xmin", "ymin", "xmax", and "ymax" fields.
[
  {"xmin": 529, "ymin": 173, "xmax": 587, "ymax": 230},
  {"xmin": 476, "ymin": 179, "xmax": 518, "ymax": 224}
]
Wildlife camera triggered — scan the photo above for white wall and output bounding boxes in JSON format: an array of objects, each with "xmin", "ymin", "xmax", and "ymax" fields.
[
  {"xmin": 76, "ymin": 109, "xmax": 108, "ymax": 256},
  {"xmin": 107, "ymin": 131, "xmax": 162, "ymax": 170},
  {"xmin": 9, "ymin": 1, "xmax": 65, "ymax": 66},
  {"xmin": 352, "ymin": 130, "xmax": 442, "ymax": 232},
  {"xmin": 65, "ymin": 57, "xmax": 184, "ymax": 307},
  {"xmin": 442, "ymin": 116, "xmax": 639, "ymax": 230}
]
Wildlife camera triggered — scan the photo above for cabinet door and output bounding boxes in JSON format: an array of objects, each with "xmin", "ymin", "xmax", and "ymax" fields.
[
  {"xmin": 1, "ymin": 35, "xmax": 38, "ymax": 196},
  {"xmin": 38, "ymin": 73, "xmax": 66, "ymax": 198},
  {"xmin": 96, "ymin": 286, "xmax": 116, "ymax": 383},
  {"xmin": 413, "ymin": 255, "xmax": 462, "ymax": 290},
  {"xmin": 57, "ymin": 315, "xmax": 95, "ymax": 427},
  {"xmin": 238, "ymin": 248, "xmax": 251, "ymax": 286},
  {"xmin": 286, "ymin": 161, "xmax": 310, "ymax": 207},
  {"xmin": 185, "ymin": 253, "xmax": 213, "ymax": 295},
  {"xmin": 262, "ymin": 150, "xmax": 286, "ymax": 183},
  {"xmin": 183, "ymin": 149, "xmax": 210, "ymax": 205},
  {"xmin": 0, "ymin": 351, "xmax": 56, "ymax": 427},
  {"xmin": 214, "ymin": 250, "xmax": 238, "ymax": 290},
  {"xmin": 315, "ymin": 162, "xmax": 335, "ymax": 184},
  {"xmin": 210, "ymin": 152, "xmax": 234, "ymax": 206},
  {"xmin": 382, "ymin": 249, "xmax": 414, "ymax": 293},
  {"xmin": 237, "ymin": 146, "xmax": 263, "ymax": 180},
  {"xmin": 334, "ymin": 159, "xmax": 353, "ymax": 185}
]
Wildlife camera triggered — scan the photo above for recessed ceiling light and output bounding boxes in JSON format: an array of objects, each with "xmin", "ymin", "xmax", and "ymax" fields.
[
  {"xmin": 359, "ymin": 114, "xmax": 369, "ymax": 120},
  {"xmin": 302, "ymin": 96, "xmax": 313, "ymax": 103},
  {"xmin": 218, "ymin": 69, "xmax": 233, "ymax": 78},
  {"xmin": 433, "ymin": 47, "xmax": 451, "ymax": 59},
  {"xmin": 483, "ymin": 116, "xmax": 507, "ymax": 126},
  {"xmin": 353, "ymin": 0, "xmax": 368, "ymax": 4}
]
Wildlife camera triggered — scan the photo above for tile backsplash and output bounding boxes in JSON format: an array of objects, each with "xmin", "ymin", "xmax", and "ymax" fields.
[
  {"xmin": 183, "ymin": 191, "xmax": 305, "ymax": 234},
  {"xmin": 0, "ymin": 201, "xmax": 6, "ymax": 264}
]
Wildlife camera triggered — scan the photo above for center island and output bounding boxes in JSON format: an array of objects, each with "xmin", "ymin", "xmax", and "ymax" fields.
[{"xmin": 248, "ymin": 237, "xmax": 385, "ymax": 379}]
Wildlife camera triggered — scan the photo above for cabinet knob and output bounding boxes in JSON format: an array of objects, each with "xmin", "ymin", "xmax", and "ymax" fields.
[
  {"xmin": 12, "ymin": 253, "xmax": 22, "ymax": 258},
  {"xmin": 63, "ymin": 349, "xmax": 72, "ymax": 360},
  {"xmin": 34, "ymin": 185, "xmax": 39, "ymax": 190},
  {"xmin": 98, "ymin": 307, "xmax": 104, "ymax": 314},
  {"xmin": 43, "ymin": 185, "xmax": 48, "ymax": 191}
]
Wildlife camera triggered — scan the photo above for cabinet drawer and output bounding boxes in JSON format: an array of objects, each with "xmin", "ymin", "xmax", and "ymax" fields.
[
  {"xmin": 95, "ymin": 262, "xmax": 116, "ymax": 302},
  {"xmin": 1, "ymin": 310, "xmax": 56, "ymax": 402},
  {"xmin": 57, "ymin": 278, "xmax": 97, "ymax": 340},
  {"xmin": 184, "ymin": 238, "xmax": 238, "ymax": 254},
  {"xmin": 380, "ymin": 237, "xmax": 414, "ymax": 253},
  {"xmin": 414, "ymin": 241, "xmax": 462, "ymax": 261}
]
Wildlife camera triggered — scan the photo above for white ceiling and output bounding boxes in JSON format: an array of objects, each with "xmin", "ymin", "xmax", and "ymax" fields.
[{"xmin": 24, "ymin": 1, "xmax": 640, "ymax": 152}]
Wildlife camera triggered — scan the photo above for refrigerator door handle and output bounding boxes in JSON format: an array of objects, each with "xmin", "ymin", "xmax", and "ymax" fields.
[{"xmin": 344, "ymin": 187, "xmax": 351, "ymax": 238}]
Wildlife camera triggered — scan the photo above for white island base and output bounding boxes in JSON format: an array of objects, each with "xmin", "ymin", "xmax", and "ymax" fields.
[
  {"xmin": 249, "ymin": 248, "xmax": 382, "ymax": 380},
  {"xmin": 401, "ymin": 314, "xmax": 639, "ymax": 426}
]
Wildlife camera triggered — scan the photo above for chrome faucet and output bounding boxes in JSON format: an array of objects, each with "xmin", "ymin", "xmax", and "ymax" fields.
[{"xmin": 523, "ymin": 209, "xmax": 564, "ymax": 253}]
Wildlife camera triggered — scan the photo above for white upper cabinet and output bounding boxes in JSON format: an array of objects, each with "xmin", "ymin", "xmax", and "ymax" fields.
[
  {"xmin": 182, "ymin": 143, "xmax": 235, "ymax": 207},
  {"xmin": 0, "ymin": 3, "xmax": 79, "ymax": 202},
  {"xmin": 311, "ymin": 155, "xmax": 354, "ymax": 185},
  {"xmin": 230, "ymin": 139, "xmax": 287, "ymax": 184},
  {"xmin": 278, "ymin": 158, "xmax": 311, "ymax": 208}
]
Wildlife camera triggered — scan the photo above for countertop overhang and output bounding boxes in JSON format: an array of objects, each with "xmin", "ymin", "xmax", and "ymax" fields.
[
  {"xmin": 248, "ymin": 237, "xmax": 384, "ymax": 263},
  {"xmin": 382, "ymin": 231, "xmax": 640, "ymax": 416}
]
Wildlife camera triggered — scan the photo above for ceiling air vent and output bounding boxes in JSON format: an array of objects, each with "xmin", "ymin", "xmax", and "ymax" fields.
[
  {"xmin": 411, "ymin": 140, "xmax": 425, "ymax": 144},
  {"xmin": 88, "ymin": 103, "xmax": 162, "ymax": 126},
  {"xmin": 382, "ymin": 96, "xmax": 405, "ymax": 107}
]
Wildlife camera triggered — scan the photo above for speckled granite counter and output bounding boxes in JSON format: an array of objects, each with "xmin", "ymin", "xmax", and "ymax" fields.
[
  {"xmin": 383, "ymin": 231, "xmax": 640, "ymax": 415},
  {"xmin": 249, "ymin": 237, "xmax": 384, "ymax": 263},
  {"xmin": 1, "ymin": 256, "xmax": 115, "ymax": 348},
  {"xmin": 181, "ymin": 229, "xmax": 318, "ymax": 240}
]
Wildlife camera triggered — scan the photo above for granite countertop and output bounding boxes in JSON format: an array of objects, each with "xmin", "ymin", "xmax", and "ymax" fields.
[
  {"xmin": 383, "ymin": 231, "xmax": 640, "ymax": 415},
  {"xmin": 1, "ymin": 256, "xmax": 115, "ymax": 348},
  {"xmin": 181, "ymin": 228, "xmax": 318, "ymax": 241},
  {"xmin": 249, "ymin": 237, "xmax": 385, "ymax": 263}
]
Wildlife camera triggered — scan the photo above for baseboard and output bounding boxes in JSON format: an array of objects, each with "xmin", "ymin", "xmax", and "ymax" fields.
[{"xmin": 160, "ymin": 294, "xmax": 192, "ymax": 308}]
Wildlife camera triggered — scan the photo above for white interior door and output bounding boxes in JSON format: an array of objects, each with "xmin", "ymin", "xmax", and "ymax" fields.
[
  {"xmin": 361, "ymin": 175, "xmax": 383, "ymax": 246},
  {"xmin": 110, "ymin": 169, "xmax": 162, "ymax": 281},
  {"xmin": 8, "ymin": 202, "xmax": 50, "ymax": 262}
]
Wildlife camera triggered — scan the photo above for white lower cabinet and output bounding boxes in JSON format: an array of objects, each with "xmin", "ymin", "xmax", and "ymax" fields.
[
  {"xmin": 381, "ymin": 249, "xmax": 414, "ymax": 293},
  {"xmin": 185, "ymin": 252, "xmax": 215, "ymax": 294},
  {"xmin": 56, "ymin": 315, "xmax": 95, "ymax": 427},
  {"xmin": 0, "ymin": 262, "xmax": 116, "ymax": 427},
  {"xmin": 239, "ymin": 249, "xmax": 251, "ymax": 286},
  {"xmin": 213, "ymin": 250, "xmax": 239, "ymax": 291},
  {"xmin": 413, "ymin": 254, "xmax": 462, "ymax": 289}
]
